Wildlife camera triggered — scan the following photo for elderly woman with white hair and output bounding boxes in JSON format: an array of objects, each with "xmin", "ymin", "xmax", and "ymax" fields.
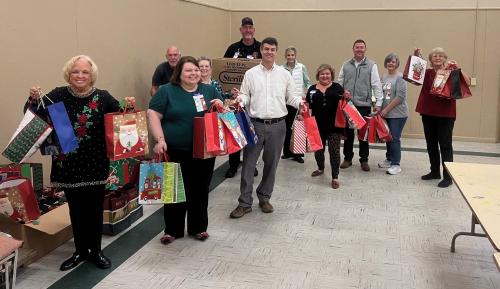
[
  {"xmin": 376, "ymin": 53, "xmax": 408, "ymax": 175},
  {"xmin": 27, "ymin": 55, "xmax": 120, "ymax": 271},
  {"xmin": 414, "ymin": 47, "xmax": 471, "ymax": 187}
]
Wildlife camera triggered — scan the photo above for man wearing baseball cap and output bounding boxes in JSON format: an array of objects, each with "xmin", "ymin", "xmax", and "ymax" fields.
[{"xmin": 223, "ymin": 17, "xmax": 262, "ymax": 178}]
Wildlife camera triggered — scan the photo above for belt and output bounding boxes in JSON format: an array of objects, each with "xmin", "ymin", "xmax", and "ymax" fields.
[{"xmin": 251, "ymin": 116, "xmax": 286, "ymax": 125}]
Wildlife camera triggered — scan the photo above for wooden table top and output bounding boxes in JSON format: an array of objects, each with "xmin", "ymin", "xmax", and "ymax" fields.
[{"xmin": 445, "ymin": 162, "xmax": 500, "ymax": 251}]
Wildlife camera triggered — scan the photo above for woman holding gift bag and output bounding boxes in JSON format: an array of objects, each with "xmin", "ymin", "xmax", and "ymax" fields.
[
  {"xmin": 148, "ymin": 56, "xmax": 223, "ymax": 244},
  {"xmin": 414, "ymin": 47, "xmax": 471, "ymax": 187},
  {"xmin": 305, "ymin": 64, "xmax": 344, "ymax": 189},
  {"xmin": 27, "ymin": 55, "xmax": 120, "ymax": 271},
  {"xmin": 376, "ymin": 53, "xmax": 408, "ymax": 175}
]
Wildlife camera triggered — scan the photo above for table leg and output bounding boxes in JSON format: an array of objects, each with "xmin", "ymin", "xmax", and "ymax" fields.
[{"xmin": 451, "ymin": 214, "xmax": 487, "ymax": 252}]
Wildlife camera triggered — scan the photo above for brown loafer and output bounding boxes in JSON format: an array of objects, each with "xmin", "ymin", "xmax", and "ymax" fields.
[
  {"xmin": 258, "ymin": 201, "xmax": 274, "ymax": 213},
  {"xmin": 230, "ymin": 206, "xmax": 252, "ymax": 218},
  {"xmin": 331, "ymin": 179, "xmax": 340, "ymax": 189},
  {"xmin": 340, "ymin": 160, "xmax": 352, "ymax": 169},
  {"xmin": 311, "ymin": 170, "xmax": 324, "ymax": 177},
  {"xmin": 360, "ymin": 162, "xmax": 370, "ymax": 171}
]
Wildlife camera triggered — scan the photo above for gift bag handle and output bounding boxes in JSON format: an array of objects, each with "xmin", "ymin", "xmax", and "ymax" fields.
[
  {"xmin": 36, "ymin": 89, "xmax": 55, "ymax": 110},
  {"xmin": 154, "ymin": 152, "xmax": 170, "ymax": 163}
]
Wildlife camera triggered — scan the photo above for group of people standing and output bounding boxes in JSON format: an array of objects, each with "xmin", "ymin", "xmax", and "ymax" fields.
[{"xmin": 22, "ymin": 15, "xmax": 469, "ymax": 272}]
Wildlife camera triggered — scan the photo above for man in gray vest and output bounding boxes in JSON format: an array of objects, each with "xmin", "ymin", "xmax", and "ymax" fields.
[{"xmin": 337, "ymin": 39, "xmax": 382, "ymax": 171}]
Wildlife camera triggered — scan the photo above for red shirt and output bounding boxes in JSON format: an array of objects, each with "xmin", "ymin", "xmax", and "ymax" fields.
[{"xmin": 415, "ymin": 69, "xmax": 456, "ymax": 118}]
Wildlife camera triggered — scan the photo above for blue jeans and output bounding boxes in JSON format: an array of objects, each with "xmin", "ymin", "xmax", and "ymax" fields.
[{"xmin": 385, "ymin": 117, "xmax": 407, "ymax": 166}]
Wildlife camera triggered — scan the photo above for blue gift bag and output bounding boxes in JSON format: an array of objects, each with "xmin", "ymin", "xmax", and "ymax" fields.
[
  {"xmin": 45, "ymin": 102, "xmax": 79, "ymax": 154},
  {"xmin": 235, "ymin": 109, "xmax": 258, "ymax": 147}
]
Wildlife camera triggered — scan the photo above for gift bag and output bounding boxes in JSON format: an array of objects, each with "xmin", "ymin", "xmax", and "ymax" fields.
[
  {"xmin": 358, "ymin": 116, "xmax": 371, "ymax": 142},
  {"xmin": 204, "ymin": 105, "xmax": 226, "ymax": 154},
  {"xmin": 0, "ymin": 177, "xmax": 41, "ymax": 223},
  {"xmin": 302, "ymin": 108, "xmax": 323, "ymax": 152},
  {"xmin": 2, "ymin": 110, "xmax": 53, "ymax": 163},
  {"xmin": 106, "ymin": 158, "xmax": 141, "ymax": 190},
  {"xmin": 193, "ymin": 117, "xmax": 226, "ymax": 159},
  {"xmin": 334, "ymin": 98, "xmax": 347, "ymax": 128},
  {"xmin": 403, "ymin": 55, "xmax": 427, "ymax": 85},
  {"xmin": 374, "ymin": 115, "xmax": 393, "ymax": 143},
  {"xmin": 430, "ymin": 69, "xmax": 451, "ymax": 96},
  {"xmin": 342, "ymin": 101, "xmax": 367, "ymax": 130},
  {"xmin": 449, "ymin": 69, "xmax": 472, "ymax": 99},
  {"xmin": 290, "ymin": 115, "xmax": 307, "ymax": 154},
  {"xmin": 218, "ymin": 111, "xmax": 248, "ymax": 152},
  {"xmin": 235, "ymin": 107, "xmax": 258, "ymax": 147},
  {"xmin": 105, "ymin": 110, "xmax": 148, "ymax": 161},
  {"xmin": 138, "ymin": 155, "xmax": 185, "ymax": 205},
  {"xmin": 37, "ymin": 96, "xmax": 79, "ymax": 155}
]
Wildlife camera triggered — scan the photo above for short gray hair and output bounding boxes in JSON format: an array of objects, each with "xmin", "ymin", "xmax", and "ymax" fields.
[
  {"xmin": 428, "ymin": 47, "xmax": 448, "ymax": 62},
  {"xmin": 197, "ymin": 56, "xmax": 212, "ymax": 67},
  {"xmin": 62, "ymin": 55, "xmax": 98, "ymax": 85},
  {"xmin": 384, "ymin": 53, "xmax": 400, "ymax": 69},
  {"xmin": 284, "ymin": 46, "xmax": 297, "ymax": 56}
]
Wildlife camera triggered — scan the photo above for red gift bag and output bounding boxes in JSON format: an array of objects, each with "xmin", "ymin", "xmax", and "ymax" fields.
[
  {"xmin": 430, "ymin": 69, "xmax": 451, "ymax": 96},
  {"xmin": 0, "ymin": 177, "xmax": 41, "ymax": 223},
  {"xmin": 105, "ymin": 110, "xmax": 148, "ymax": 161},
  {"xmin": 204, "ymin": 105, "xmax": 226, "ymax": 154},
  {"xmin": 367, "ymin": 117, "xmax": 377, "ymax": 143},
  {"xmin": 193, "ymin": 117, "xmax": 226, "ymax": 159},
  {"xmin": 374, "ymin": 115, "xmax": 392, "ymax": 143},
  {"xmin": 302, "ymin": 107, "xmax": 323, "ymax": 152},
  {"xmin": 334, "ymin": 98, "xmax": 347, "ymax": 128},
  {"xmin": 403, "ymin": 55, "xmax": 427, "ymax": 86},
  {"xmin": 343, "ymin": 101, "xmax": 367, "ymax": 130}
]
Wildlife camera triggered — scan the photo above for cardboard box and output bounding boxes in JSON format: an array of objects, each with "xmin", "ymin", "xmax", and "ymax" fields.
[
  {"xmin": 212, "ymin": 58, "xmax": 260, "ymax": 93},
  {"xmin": 0, "ymin": 203, "xmax": 72, "ymax": 267}
]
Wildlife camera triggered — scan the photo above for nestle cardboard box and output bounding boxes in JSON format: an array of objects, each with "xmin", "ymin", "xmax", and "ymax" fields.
[
  {"xmin": 0, "ymin": 203, "xmax": 72, "ymax": 267},
  {"xmin": 212, "ymin": 58, "xmax": 260, "ymax": 93}
]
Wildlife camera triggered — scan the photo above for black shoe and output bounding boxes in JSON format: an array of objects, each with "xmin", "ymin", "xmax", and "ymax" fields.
[
  {"xmin": 421, "ymin": 172, "xmax": 441, "ymax": 180},
  {"xmin": 254, "ymin": 168, "xmax": 258, "ymax": 177},
  {"xmin": 438, "ymin": 178, "xmax": 453, "ymax": 188},
  {"xmin": 89, "ymin": 251, "xmax": 111, "ymax": 269},
  {"xmin": 225, "ymin": 168, "xmax": 237, "ymax": 178},
  {"xmin": 293, "ymin": 156, "xmax": 304, "ymax": 164},
  {"xmin": 281, "ymin": 155, "xmax": 291, "ymax": 159},
  {"xmin": 60, "ymin": 252, "xmax": 88, "ymax": 271}
]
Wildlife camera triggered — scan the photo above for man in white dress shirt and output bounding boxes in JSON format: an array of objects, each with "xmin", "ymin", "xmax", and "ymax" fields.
[{"xmin": 230, "ymin": 37, "xmax": 305, "ymax": 219}]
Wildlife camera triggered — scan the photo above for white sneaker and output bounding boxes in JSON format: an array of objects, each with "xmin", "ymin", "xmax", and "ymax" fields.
[
  {"xmin": 387, "ymin": 165, "xmax": 402, "ymax": 175},
  {"xmin": 378, "ymin": 159, "xmax": 391, "ymax": 168}
]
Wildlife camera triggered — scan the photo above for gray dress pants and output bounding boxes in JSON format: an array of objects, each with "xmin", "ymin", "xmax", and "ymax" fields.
[{"xmin": 238, "ymin": 119, "xmax": 286, "ymax": 207}]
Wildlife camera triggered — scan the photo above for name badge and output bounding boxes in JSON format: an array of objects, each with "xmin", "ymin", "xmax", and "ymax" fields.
[
  {"xmin": 233, "ymin": 51, "xmax": 240, "ymax": 58},
  {"xmin": 309, "ymin": 90, "xmax": 317, "ymax": 103},
  {"xmin": 246, "ymin": 55, "xmax": 254, "ymax": 59},
  {"xmin": 193, "ymin": 93, "xmax": 207, "ymax": 112}
]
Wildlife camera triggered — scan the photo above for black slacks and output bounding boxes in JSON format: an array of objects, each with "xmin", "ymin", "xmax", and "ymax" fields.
[
  {"xmin": 65, "ymin": 185, "xmax": 106, "ymax": 254},
  {"xmin": 343, "ymin": 106, "xmax": 371, "ymax": 163},
  {"xmin": 163, "ymin": 149, "xmax": 215, "ymax": 238},
  {"xmin": 421, "ymin": 114, "xmax": 455, "ymax": 179}
]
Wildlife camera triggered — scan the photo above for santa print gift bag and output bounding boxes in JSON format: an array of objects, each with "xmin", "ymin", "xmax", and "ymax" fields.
[
  {"xmin": 105, "ymin": 110, "xmax": 149, "ymax": 161},
  {"xmin": 2, "ymin": 110, "xmax": 53, "ymax": 163},
  {"xmin": 0, "ymin": 177, "xmax": 41, "ymax": 223}
]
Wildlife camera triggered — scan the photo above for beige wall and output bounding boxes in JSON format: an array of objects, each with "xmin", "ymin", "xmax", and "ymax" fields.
[
  {"xmin": 0, "ymin": 0, "xmax": 229, "ymax": 182},
  {"xmin": 1, "ymin": 1, "xmax": 499, "ymax": 182}
]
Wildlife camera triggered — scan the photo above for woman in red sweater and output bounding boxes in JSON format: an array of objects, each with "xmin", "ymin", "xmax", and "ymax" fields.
[{"xmin": 414, "ymin": 47, "xmax": 471, "ymax": 187}]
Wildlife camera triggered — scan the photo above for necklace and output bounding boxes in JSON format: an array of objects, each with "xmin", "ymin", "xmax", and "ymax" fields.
[{"xmin": 67, "ymin": 86, "xmax": 96, "ymax": 98}]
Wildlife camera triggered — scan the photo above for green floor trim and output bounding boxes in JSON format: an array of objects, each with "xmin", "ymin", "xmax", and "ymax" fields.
[{"xmin": 47, "ymin": 161, "xmax": 230, "ymax": 289}]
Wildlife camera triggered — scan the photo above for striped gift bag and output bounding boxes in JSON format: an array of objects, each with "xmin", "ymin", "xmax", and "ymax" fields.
[{"xmin": 290, "ymin": 117, "xmax": 306, "ymax": 154}]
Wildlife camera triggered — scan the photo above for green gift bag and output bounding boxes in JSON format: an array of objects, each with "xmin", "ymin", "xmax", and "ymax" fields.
[
  {"xmin": 2, "ymin": 110, "xmax": 53, "ymax": 163},
  {"xmin": 139, "ymin": 154, "xmax": 185, "ymax": 205}
]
